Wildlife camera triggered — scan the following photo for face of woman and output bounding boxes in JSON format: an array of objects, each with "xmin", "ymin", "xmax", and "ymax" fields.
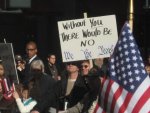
[
  {"xmin": 0, "ymin": 64, "xmax": 4, "ymax": 77},
  {"xmin": 145, "ymin": 65, "xmax": 150, "ymax": 75},
  {"xmin": 67, "ymin": 64, "xmax": 79, "ymax": 73},
  {"xmin": 81, "ymin": 62, "xmax": 90, "ymax": 76},
  {"xmin": 0, "ymin": 83, "xmax": 2, "ymax": 93}
]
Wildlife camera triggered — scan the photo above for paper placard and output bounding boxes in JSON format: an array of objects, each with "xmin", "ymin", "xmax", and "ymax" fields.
[{"xmin": 58, "ymin": 15, "xmax": 118, "ymax": 62}]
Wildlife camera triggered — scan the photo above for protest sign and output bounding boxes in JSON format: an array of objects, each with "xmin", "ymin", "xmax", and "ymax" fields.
[{"xmin": 58, "ymin": 15, "xmax": 118, "ymax": 62}]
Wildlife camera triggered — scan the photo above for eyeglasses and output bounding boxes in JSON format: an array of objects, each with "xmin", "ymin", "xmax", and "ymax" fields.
[
  {"xmin": 81, "ymin": 65, "xmax": 89, "ymax": 68},
  {"xmin": 26, "ymin": 48, "xmax": 36, "ymax": 51}
]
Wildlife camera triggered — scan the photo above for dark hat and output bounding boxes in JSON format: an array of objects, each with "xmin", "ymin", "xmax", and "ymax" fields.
[{"xmin": 65, "ymin": 61, "xmax": 81, "ymax": 68}]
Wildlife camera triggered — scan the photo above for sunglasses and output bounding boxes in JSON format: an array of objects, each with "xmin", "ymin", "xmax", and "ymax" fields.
[{"xmin": 81, "ymin": 65, "xmax": 89, "ymax": 68}]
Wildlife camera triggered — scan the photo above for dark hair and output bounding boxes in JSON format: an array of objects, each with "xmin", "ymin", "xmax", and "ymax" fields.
[
  {"xmin": 65, "ymin": 61, "xmax": 81, "ymax": 68},
  {"xmin": 26, "ymin": 41, "xmax": 37, "ymax": 49},
  {"xmin": 81, "ymin": 75, "xmax": 100, "ymax": 113},
  {"xmin": 47, "ymin": 53, "xmax": 55, "ymax": 58},
  {"xmin": 21, "ymin": 85, "xmax": 31, "ymax": 99},
  {"xmin": 22, "ymin": 85, "xmax": 29, "ymax": 91},
  {"xmin": 81, "ymin": 60, "xmax": 90, "ymax": 64}
]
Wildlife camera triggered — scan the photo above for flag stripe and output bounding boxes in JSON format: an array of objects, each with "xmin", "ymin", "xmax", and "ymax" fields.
[
  {"xmin": 93, "ymin": 104, "xmax": 100, "ymax": 113},
  {"xmin": 95, "ymin": 105, "xmax": 106, "ymax": 113},
  {"xmin": 94, "ymin": 22, "xmax": 150, "ymax": 113},
  {"xmin": 132, "ymin": 86, "xmax": 150, "ymax": 113},
  {"xmin": 103, "ymin": 80, "xmax": 114, "ymax": 111},
  {"xmin": 107, "ymin": 81, "xmax": 119, "ymax": 112},
  {"xmin": 118, "ymin": 92, "xmax": 132, "ymax": 113},
  {"xmin": 139, "ymin": 98, "xmax": 150, "ymax": 113},
  {"xmin": 1, "ymin": 78, "xmax": 14, "ymax": 100},
  {"xmin": 3, "ymin": 78, "xmax": 9, "ymax": 92},
  {"xmin": 100, "ymin": 79, "xmax": 109, "ymax": 106},
  {"xmin": 114, "ymin": 89, "xmax": 128, "ymax": 113},
  {"xmin": 125, "ymin": 76, "xmax": 150, "ymax": 113},
  {"xmin": 110, "ymin": 86, "xmax": 123, "ymax": 113},
  {"xmin": 101, "ymin": 78, "xmax": 106, "ymax": 86}
]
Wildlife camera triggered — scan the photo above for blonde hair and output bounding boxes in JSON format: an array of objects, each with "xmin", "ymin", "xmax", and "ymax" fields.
[{"xmin": 30, "ymin": 60, "xmax": 45, "ymax": 72}]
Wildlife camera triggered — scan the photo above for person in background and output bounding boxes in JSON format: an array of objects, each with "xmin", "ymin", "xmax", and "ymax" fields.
[
  {"xmin": 144, "ymin": 54, "xmax": 150, "ymax": 76},
  {"xmin": 15, "ymin": 54, "xmax": 26, "ymax": 84},
  {"xmin": 55, "ymin": 61, "xmax": 88, "ymax": 111},
  {"xmin": 0, "ymin": 62, "xmax": 16, "ymax": 113},
  {"xmin": 80, "ymin": 60, "xmax": 91, "ymax": 76},
  {"xmin": 0, "ymin": 79, "xmax": 3, "ymax": 100},
  {"xmin": 147, "ymin": 54, "xmax": 150, "ymax": 65},
  {"xmin": 45, "ymin": 54, "xmax": 61, "ymax": 81},
  {"xmin": 0, "ymin": 63, "xmax": 14, "ymax": 101},
  {"xmin": 18, "ymin": 41, "xmax": 42, "ymax": 85},
  {"xmin": 15, "ymin": 54, "xmax": 26, "ymax": 72},
  {"xmin": 0, "ymin": 63, "xmax": 5, "ymax": 102},
  {"xmin": 28, "ymin": 60, "xmax": 56, "ymax": 113},
  {"xmin": 91, "ymin": 58, "xmax": 108, "ymax": 78},
  {"xmin": 13, "ymin": 85, "xmax": 37, "ymax": 113},
  {"xmin": 0, "ymin": 62, "xmax": 5, "ymax": 80},
  {"xmin": 58, "ymin": 73, "xmax": 101, "ymax": 113},
  {"xmin": 0, "ymin": 63, "xmax": 5, "ymax": 81},
  {"xmin": 145, "ymin": 64, "xmax": 150, "ymax": 76}
]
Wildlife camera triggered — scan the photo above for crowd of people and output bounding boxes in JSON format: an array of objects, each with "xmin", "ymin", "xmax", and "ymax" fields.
[{"xmin": 0, "ymin": 41, "xmax": 149, "ymax": 113}]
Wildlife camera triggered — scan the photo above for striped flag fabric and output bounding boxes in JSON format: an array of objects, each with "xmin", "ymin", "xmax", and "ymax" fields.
[
  {"xmin": 1, "ymin": 77, "xmax": 15, "ymax": 100},
  {"xmin": 95, "ymin": 22, "xmax": 150, "ymax": 113}
]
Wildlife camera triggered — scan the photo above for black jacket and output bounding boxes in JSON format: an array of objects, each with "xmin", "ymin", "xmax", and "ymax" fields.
[
  {"xmin": 44, "ymin": 63, "xmax": 59, "ymax": 78},
  {"xmin": 29, "ymin": 72, "xmax": 56, "ymax": 113},
  {"xmin": 21, "ymin": 56, "xmax": 41, "ymax": 85},
  {"xmin": 54, "ymin": 73, "xmax": 88, "ymax": 111}
]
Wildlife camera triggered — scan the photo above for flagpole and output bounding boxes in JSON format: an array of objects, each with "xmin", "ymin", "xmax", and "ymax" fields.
[
  {"xmin": 129, "ymin": 0, "xmax": 134, "ymax": 31},
  {"xmin": 83, "ymin": 12, "xmax": 93, "ymax": 69}
]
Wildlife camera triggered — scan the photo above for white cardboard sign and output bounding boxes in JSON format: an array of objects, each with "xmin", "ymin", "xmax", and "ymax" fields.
[{"xmin": 58, "ymin": 15, "xmax": 118, "ymax": 62}]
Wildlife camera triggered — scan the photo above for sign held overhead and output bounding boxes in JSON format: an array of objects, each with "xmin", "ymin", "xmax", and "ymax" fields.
[{"xmin": 58, "ymin": 15, "xmax": 118, "ymax": 62}]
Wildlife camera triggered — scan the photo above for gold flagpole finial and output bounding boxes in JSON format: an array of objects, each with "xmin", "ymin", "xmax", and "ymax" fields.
[{"xmin": 129, "ymin": 0, "xmax": 134, "ymax": 32}]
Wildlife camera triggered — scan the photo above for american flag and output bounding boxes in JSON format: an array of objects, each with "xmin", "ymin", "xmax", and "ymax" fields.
[
  {"xmin": 94, "ymin": 22, "xmax": 150, "ymax": 113},
  {"xmin": 1, "ymin": 77, "xmax": 15, "ymax": 100}
]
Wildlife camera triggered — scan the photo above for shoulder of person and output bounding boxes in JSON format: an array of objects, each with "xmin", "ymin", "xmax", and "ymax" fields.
[
  {"xmin": 35, "ymin": 56, "xmax": 41, "ymax": 60},
  {"xmin": 43, "ymin": 73, "xmax": 52, "ymax": 78},
  {"xmin": 43, "ymin": 73, "xmax": 56, "ymax": 83}
]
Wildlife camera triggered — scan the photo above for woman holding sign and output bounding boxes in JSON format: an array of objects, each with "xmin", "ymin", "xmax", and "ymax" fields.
[{"xmin": 0, "ymin": 62, "xmax": 16, "ymax": 113}]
